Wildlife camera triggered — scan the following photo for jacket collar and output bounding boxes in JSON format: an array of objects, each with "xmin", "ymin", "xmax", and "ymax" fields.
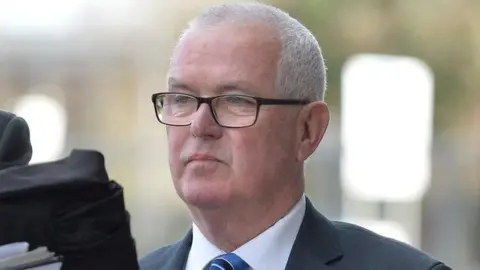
[
  {"xmin": 157, "ymin": 197, "xmax": 343, "ymax": 270},
  {"xmin": 285, "ymin": 197, "xmax": 343, "ymax": 269}
]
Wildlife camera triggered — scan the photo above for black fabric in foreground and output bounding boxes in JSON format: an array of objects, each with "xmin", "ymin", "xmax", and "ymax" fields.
[
  {"xmin": 0, "ymin": 150, "xmax": 139, "ymax": 270},
  {"xmin": 0, "ymin": 110, "xmax": 32, "ymax": 171}
]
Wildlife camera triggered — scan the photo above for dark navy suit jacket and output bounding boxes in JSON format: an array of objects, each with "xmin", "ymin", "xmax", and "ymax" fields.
[{"xmin": 139, "ymin": 198, "xmax": 451, "ymax": 270}]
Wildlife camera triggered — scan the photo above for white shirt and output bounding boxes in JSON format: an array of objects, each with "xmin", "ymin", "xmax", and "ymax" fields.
[{"xmin": 185, "ymin": 194, "xmax": 306, "ymax": 270}]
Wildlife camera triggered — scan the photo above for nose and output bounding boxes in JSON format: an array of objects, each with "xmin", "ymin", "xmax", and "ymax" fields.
[{"xmin": 190, "ymin": 103, "xmax": 222, "ymax": 139}]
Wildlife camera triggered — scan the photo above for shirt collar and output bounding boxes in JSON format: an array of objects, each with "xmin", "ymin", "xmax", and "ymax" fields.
[
  {"xmin": 186, "ymin": 194, "xmax": 306, "ymax": 270},
  {"xmin": 186, "ymin": 222, "xmax": 224, "ymax": 270}
]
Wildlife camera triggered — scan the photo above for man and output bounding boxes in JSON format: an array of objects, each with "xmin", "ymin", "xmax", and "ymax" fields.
[{"xmin": 140, "ymin": 2, "xmax": 451, "ymax": 270}]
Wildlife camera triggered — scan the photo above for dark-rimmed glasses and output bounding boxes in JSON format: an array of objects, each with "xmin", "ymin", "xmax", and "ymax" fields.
[{"xmin": 151, "ymin": 92, "xmax": 309, "ymax": 128}]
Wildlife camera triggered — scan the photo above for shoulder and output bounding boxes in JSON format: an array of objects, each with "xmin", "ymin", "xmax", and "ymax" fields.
[
  {"xmin": 332, "ymin": 221, "xmax": 450, "ymax": 269},
  {"xmin": 139, "ymin": 243, "xmax": 178, "ymax": 270},
  {"xmin": 139, "ymin": 231, "xmax": 192, "ymax": 270}
]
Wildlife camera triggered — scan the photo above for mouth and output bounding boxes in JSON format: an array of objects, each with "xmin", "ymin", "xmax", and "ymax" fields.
[{"xmin": 186, "ymin": 153, "xmax": 222, "ymax": 165}]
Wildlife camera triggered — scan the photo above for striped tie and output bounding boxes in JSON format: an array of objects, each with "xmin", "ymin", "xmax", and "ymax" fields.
[{"xmin": 208, "ymin": 253, "xmax": 250, "ymax": 270}]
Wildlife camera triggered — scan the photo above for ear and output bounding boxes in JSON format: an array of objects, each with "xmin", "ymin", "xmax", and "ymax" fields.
[{"xmin": 296, "ymin": 101, "xmax": 330, "ymax": 162}]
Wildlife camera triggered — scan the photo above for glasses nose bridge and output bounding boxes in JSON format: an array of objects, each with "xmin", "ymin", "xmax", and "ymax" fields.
[
  {"xmin": 196, "ymin": 96, "xmax": 215, "ymax": 109},
  {"xmin": 194, "ymin": 96, "xmax": 218, "ymax": 122},
  {"xmin": 196, "ymin": 96, "xmax": 218, "ymax": 114}
]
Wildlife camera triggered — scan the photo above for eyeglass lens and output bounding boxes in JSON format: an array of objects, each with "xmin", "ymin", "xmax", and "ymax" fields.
[{"xmin": 155, "ymin": 94, "xmax": 258, "ymax": 127}]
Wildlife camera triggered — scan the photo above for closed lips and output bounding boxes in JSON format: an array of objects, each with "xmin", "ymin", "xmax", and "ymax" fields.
[{"xmin": 187, "ymin": 153, "xmax": 221, "ymax": 163}]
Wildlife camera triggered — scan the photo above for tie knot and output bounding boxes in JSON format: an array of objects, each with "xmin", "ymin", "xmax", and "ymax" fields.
[{"xmin": 208, "ymin": 253, "xmax": 250, "ymax": 270}]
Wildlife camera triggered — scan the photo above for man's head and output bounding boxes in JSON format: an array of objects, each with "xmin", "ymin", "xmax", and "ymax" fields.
[{"xmin": 159, "ymin": 2, "xmax": 329, "ymax": 210}]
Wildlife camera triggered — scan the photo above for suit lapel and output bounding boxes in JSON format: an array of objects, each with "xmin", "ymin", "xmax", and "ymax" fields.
[
  {"xmin": 159, "ymin": 230, "xmax": 192, "ymax": 270},
  {"xmin": 285, "ymin": 197, "xmax": 343, "ymax": 270}
]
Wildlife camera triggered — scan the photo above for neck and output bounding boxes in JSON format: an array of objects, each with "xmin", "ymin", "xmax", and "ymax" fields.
[{"xmin": 189, "ymin": 180, "xmax": 304, "ymax": 252}]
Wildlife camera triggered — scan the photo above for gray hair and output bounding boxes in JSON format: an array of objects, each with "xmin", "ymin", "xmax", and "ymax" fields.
[{"xmin": 173, "ymin": 2, "xmax": 327, "ymax": 101}]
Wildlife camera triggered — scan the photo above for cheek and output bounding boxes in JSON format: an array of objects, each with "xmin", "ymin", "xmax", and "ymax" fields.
[
  {"xmin": 229, "ymin": 123, "xmax": 293, "ymax": 179},
  {"xmin": 167, "ymin": 129, "xmax": 180, "ymax": 153},
  {"xmin": 167, "ymin": 128, "xmax": 189, "ymax": 172},
  {"xmin": 233, "ymin": 136, "xmax": 264, "ymax": 167}
]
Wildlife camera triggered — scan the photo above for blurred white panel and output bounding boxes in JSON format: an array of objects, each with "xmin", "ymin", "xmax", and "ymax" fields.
[
  {"xmin": 86, "ymin": 0, "xmax": 136, "ymax": 21},
  {"xmin": 0, "ymin": 0, "xmax": 84, "ymax": 35},
  {"xmin": 0, "ymin": 0, "xmax": 154, "ymax": 36},
  {"xmin": 13, "ymin": 90, "xmax": 67, "ymax": 164},
  {"xmin": 82, "ymin": 0, "xmax": 151, "ymax": 32},
  {"xmin": 340, "ymin": 54, "xmax": 435, "ymax": 202}
]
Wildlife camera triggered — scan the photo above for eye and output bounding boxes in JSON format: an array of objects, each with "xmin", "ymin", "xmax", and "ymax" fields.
[
  {"xmin": 224, "ymin": 96, "xmax": 256, "ymax": 105},
  {"xmin": 173, "ymin": 95, "xmax": 191, "ymax": 104}
]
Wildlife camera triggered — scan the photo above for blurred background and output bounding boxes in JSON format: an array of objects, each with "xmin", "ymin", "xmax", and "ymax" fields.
[{"xmin": 0, "ymin": 0, "xmax": 478, "ymax": 269}]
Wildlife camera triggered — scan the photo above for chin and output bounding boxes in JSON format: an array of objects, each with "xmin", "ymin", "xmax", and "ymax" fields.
[
  {"xmin": 183, "ymin": 194, "xmax": 226, "ymax": 210},
  {"xmin": 176, "ymin": 176, "xmax": 232, "ymax": 209}
]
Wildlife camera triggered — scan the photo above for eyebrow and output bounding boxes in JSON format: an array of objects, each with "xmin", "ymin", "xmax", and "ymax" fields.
[
  {"xmin": 167, "ymin": 77, "xmax": 193, "ymax": 91},
  {"xmin": 167, "ymin": 77, "xmax": 258, "ymax": 95}
]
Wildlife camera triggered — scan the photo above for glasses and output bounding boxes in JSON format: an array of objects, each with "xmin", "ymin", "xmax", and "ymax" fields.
[{"xmin": 151, "ymin": 92, "xmax": 309, "ymax": 128}]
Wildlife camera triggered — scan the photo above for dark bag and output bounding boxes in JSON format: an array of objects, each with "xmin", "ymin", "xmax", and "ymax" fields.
[{"xmin": 0, "ymin": 150, "xmax": 139, "ymax": 270}]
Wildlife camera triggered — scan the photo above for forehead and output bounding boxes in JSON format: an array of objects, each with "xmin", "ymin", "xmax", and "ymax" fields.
[{"xmin": 169, "ymin": 22, "xmax": 281, "ymax": 96}]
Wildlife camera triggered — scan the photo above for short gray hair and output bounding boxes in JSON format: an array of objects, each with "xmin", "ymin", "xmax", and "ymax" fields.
[{"xmin": 174, "ymin": 2, "xmax": 327, "ymax": 101}]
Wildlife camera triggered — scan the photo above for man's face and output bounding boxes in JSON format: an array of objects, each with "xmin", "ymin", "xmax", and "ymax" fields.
[{"xmin": 166, "ymin": 23, "xmax": 303, "ymax": 209}]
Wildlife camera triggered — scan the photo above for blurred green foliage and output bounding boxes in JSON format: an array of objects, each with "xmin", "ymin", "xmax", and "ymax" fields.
[{"xmin": 270, "ymin": 0, "xmax": 479, "ymax": 132}]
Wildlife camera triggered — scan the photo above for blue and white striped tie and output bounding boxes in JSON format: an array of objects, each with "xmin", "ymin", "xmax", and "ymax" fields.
[{"xmin": 208, "ymin": 253, "xmax": 250, "ymax": 270}]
